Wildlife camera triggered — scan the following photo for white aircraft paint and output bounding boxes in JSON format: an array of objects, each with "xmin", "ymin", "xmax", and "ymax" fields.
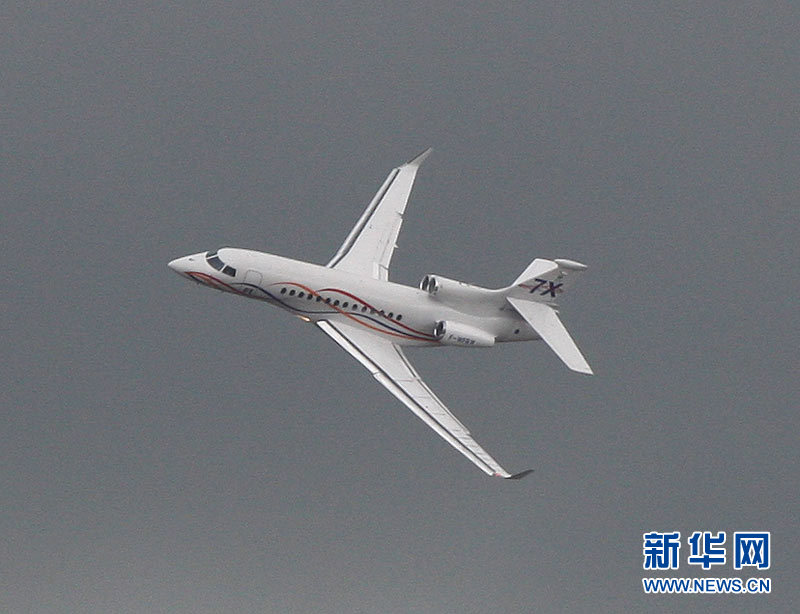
[{"xmin": 169, "ymin": 149, "xmax": 592, "ymax": 478}]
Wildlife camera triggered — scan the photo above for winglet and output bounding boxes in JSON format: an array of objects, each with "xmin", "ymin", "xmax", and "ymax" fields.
[
  {"xmin": 505, "ymin": 469, "xmax": 534, "ymax": 480},
  {"xmin": 406, "ymin": 147, "xmax": 433, "ymax": 167}
]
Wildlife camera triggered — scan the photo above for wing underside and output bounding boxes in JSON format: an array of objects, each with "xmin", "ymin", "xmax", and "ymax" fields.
[
  {"xmin": 317, "ymin": 320, "xmax": 530, "ymax": 478},
  {"xmin": 327, "ymin": 148, "xmax": 432, "ymax": 280}
]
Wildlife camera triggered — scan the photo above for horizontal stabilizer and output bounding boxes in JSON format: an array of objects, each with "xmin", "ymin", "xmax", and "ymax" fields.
[{"xmin": 507, "ymin": 298, "xmax": 593, "ymax": 375}]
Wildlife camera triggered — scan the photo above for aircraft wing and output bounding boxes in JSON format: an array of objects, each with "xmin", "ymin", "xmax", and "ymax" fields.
[
  {"xmin": 316, "ymin": 320, "xmax": 532, "ymax": 479},
  {"xmin": 326, "ymin": 148, "xmax": 432, "ymax": 281}
]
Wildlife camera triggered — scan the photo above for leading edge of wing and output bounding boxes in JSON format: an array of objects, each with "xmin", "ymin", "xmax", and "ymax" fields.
[
  {"xmin": 316, "ymin": 320, "xmax": 531, "ymax": 479},
  {"xmin": 326, "ymin": 148, "xmax": 433, "ymax": 280},
  {"xmin": 405, "ymin": 147, "xmax": 433, "ymax": 167}
]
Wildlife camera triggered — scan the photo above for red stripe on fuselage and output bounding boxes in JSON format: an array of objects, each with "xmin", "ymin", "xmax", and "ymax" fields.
[
  {"xmin": 187, "ymin": 272, "xmax": 246, "ymax": 295},
  {"xmin": 272, "ymin": 281, "xmax": 437, "ymax": 343},
  {"xmin": 316, "ymin": 286, "xmax": 434, "ymax": 338}
]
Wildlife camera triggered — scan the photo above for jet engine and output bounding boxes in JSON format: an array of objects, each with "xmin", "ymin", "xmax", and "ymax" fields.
[
  {"xmin": 433, "ymin": 320, "xmax": 495, "ymax": 347},
  {"xmin": 420, "ymin": 275, "xmax": 498, "ymax": 304}
]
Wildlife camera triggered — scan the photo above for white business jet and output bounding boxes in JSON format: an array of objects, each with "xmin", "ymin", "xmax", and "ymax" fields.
[{"xmin": 168, "ymin": 149, "xmax": 592, "ymax": 479}]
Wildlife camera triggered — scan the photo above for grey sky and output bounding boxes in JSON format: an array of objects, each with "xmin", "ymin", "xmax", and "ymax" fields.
[{"xmin": 3, "ymin": 2, "xmax": 798, "ymax": 612}]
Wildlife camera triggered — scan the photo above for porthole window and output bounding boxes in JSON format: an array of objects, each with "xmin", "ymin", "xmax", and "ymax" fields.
[
  {"xmin": 325, "ymin": 297, "xmax": 331, "ymax": 304},
  {"xmin": 289, "ymin": 290, "xmax": 295, "ymax": 296},
  {"xmin": 307, "ymin": 294, "xmax": 313, "ymax": 300},
  {"xmin": 361, "ymin": 306, "xmax": 368, "ymax": 312},
  {"xmin": 388, "ymin": 312, "xmax": 394, "ymax": 319},
  {"xmin": 342, "ymin": 302, "xmax": 349, "ymax": 308},
  {"xmin": 396, "ymin": 314, "xmax": 403, "ymax": 321},
  {"xmin": 298, "ymin": 291, "xmax": 305, "ymax": 298},
  {"xmin": 316, "ymin": 296, "xmax": 322, "ymax": 302},
  {"xmin": 280, "ymin": 288, "xmax": 287, "ymax": 294},
  {"xmin": 351, "ymin": 304, "xmax": 358, "ymax": 310},
  {"xmin": 333, "ymin": 300, "xmax": 340, "ymax": 306}
]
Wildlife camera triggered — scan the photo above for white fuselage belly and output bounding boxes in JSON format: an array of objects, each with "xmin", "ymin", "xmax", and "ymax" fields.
[{"xmin": 186, "ymin": 248, "xmax": 536, "ymax": 347}]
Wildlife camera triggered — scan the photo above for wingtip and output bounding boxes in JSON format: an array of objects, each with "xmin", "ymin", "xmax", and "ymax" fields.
[
  {"xmin": 505, "ymin": 469, "xmax": 535, "ymax": 480},
  {"xmin": 406, "ymin": 147, "xmax": 433, "ymax": 167}
]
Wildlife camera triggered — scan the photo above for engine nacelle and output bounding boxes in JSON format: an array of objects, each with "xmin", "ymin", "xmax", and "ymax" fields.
[
  {"xmin": 420, "ymin": 274, "xmax": 497, "ymax": 304},
  {"xmin": 433, "ymin": 320, "xmax": 495, "ymax": 347}
]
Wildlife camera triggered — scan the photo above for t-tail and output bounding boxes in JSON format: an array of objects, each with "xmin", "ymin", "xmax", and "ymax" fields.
[{"xmin": 505, "ymin": 258, "xmax": 593, "ymax": 375}]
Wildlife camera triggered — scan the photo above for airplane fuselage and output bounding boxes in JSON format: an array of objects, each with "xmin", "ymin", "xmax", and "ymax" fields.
[
  {"xmin": 169, "ymin": 247, "xmax": 537, "ymax": 347},
  {"xmin": 168, "ymin": 150, "xmax": 593, "ymax": 477}
]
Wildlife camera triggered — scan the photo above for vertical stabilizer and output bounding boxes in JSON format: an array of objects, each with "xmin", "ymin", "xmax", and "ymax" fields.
[{"xmin": 508, "ymin": 258, "xmax": 588, "ymax": 303}]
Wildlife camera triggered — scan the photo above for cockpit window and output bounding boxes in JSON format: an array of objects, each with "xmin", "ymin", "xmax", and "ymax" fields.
[
  {"xmin": 205, "ymin": 249, "xmax": 236, "ymax": 277},
  {"xmin": 207, "ymin": 255, "xmax": 225, "ymax": 271}
]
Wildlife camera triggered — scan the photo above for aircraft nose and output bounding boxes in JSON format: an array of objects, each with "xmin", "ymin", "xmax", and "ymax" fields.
[
  {"xmin": 167, "ymin": 255, "xmax": 193, "ymax": 276},
  {"xmin": 167, "ymin": 257, "xmax": 183, "ymax": 273}
]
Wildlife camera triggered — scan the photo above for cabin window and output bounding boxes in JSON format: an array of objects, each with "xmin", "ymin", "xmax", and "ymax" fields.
[
  {"xmin": 280, "ymin": 288, "xmax": 286, "ymax": 294},
  {"xmin": 298, "ymin": 291, "xmax": 305, "ymax": 298},
  {"xmin": 396, "ymin": 314, "xmax": 403, "ymax": 321},
  {"xmin": 289, "ymin": 289, "xmax": 295, "ymax": 296}
]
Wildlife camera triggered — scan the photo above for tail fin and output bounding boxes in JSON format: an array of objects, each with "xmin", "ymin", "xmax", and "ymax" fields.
[
  {"xmin": 505, "ymin": 257, "xmax": 592, "ymax": 374},
  {"xmin": 508, "ymin": 258, "xmax": 588, "ymax": 303}
]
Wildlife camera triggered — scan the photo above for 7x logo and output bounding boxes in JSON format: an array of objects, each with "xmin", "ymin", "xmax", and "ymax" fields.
[{"xmin": 522, "ymin": 278, "xmax": 563, "ymax": 297}]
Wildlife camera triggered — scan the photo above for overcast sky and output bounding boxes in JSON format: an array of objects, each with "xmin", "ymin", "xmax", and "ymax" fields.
[{"xmin": 3, "ymin": 2, "xmax": 798, "ymax": 612}]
